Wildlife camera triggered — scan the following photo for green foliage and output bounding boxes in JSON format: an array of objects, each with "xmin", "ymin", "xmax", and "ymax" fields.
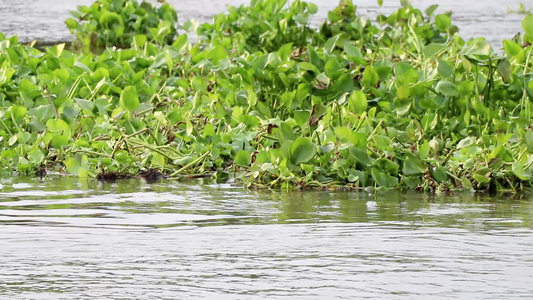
[
  {"xmin": 0, "ymin": 0, "xmax": 531, "ymax": 192},
  {"xmin": 66, "ymin": 0, "xmax": 178, "ymax": 52}
]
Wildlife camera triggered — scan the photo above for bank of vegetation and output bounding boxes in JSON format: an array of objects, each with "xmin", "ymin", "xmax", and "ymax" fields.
[{"xmin": 0, "ymin": 0, "xmax": 532, "ymax": 192}]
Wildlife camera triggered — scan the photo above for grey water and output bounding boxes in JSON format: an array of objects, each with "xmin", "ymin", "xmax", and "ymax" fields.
[
  {"xmin": 0, "ymin": 177, "xmax": 532, "ymax": 299},
  {"xmin": 1, "ymin": 1, "xmax": 533, "ymax": 299}
]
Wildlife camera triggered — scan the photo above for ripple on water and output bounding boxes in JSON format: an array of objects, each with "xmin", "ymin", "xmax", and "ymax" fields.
[{"xmin": 0, "ymin": 177, "xmax": 532, "ymax": 299}]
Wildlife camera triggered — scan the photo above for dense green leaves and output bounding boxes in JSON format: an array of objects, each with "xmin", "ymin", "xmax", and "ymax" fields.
[{"xmin": 0, "ymin": 0, "xmax": 530, "ymax": 192}]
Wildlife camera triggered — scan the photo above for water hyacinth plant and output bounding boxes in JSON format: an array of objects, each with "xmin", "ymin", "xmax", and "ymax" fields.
[
  {"xmin": 65, "ymin": 0, "xmax": 178, "ymax": 52},
  {"xmin": 0, "ymin": 0, "xmax": 531, "ymax": 192}
]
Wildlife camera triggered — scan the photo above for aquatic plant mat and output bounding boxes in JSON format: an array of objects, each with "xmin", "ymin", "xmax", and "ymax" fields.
[{"xmin": 0, "ymin": 0, "xmax": 532, "ymax": 192}]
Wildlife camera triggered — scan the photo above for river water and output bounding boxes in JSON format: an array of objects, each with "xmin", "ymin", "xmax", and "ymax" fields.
[
  {"xmin": 1, "ymin": 1, "xmax": 533, "ymax": 299},
  {"xmin": 0, "ymin": 0, "xmax": 526, "ymax": 48},
  {"xmin": 0, "ymin": 177, "xmax": 532, "ymax": 299}
]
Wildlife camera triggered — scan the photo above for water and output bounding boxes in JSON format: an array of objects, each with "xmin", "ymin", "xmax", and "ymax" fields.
[
  {"xmin": 0, "ymin": 177, "xmax": 532, "ymax": 299},
  {"xmin": 1, "ymin": 1, "xmax": 532, "ymax": 298},
  {"xmin": 0, "ymin": 0, "xmax": 526, "ymax": 49}
]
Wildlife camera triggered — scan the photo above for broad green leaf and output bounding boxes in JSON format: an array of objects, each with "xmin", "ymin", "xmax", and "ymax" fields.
[
  {"xmin": 497, "ymin": 59, "xmax": 512, "ymax": 83},
  {"xmin": 324, "ymin": 58, "xmax": 343, "ymax": 80},
  {"xmin": 371, "ymin": 167, "xmax": 398, "ymax": 188},
  {"xmin": 17, "ymin": 131, "xmax": 31, "ymax": 144},
  {"xmin": 120, "ymin": 86, "xmax": 140, "ymax": 112},
  {"xmin": 522, "ymin": 14, "xmax": 533, "ymax": 38},
  {"xmin": 350, "ymin": 147, "xmax": 373, "ymax": 167},
  {"xmin": 151, "ymin": 152, "xmax": 166, "ymax": 167},
  {"xmin": 435, "ymin": 14, "xmax": 451, "ymax": 31},
  {"xmin": 11, "ymin": 106, "xmax": 27, "ymax": 122},
  {"xmin": 437, "ymin": 59, "xmax": 453, "ymax": 78},
  {"xmin": 65, "ymin": 157, "xmax": 81, "ymax": 175},
  {"xmin": 307, "ymin": 3, "xmax": 318, "ymax": 14},
  {"xmin": 431, "ymin": 166, "xmax": 448, "ymax": 182},
  {"xmin": 235, "ymin": 150, "xmax": 251, "ymax": 166},
  {"xmin": 425, "ymin": 4, "xmax": 439, "ymax": 16},
  {"xmin": 436, "ymin": 80, "xmax": 458, "ymax": 97},
  {"xmin": 46, "ymin": 119, "xmax": 72, "ymax": 138},
  {"xmin": 404, "ymin": 176, "xmax": 421, "ymax": 189},
  {"xmin": 28, "ymin": 149, "xmax": 44, "ymax": 164},
  {"xmin": 362, "ymin": 66, "xmax": 379, "ymax": 86},
  {"xmin": 402, "ymin": 153, "xmax": 427, "ymax": 176},
  {"xmin": 457, "ymin": 137, "xmax": 476, "ymax": 149},
  {"xmin": 294, "ymin": 110, "xmax": 311, "ymax": 126},
  {"xmin": 348, "ymin": 90, "xmax": 368, "ymax": 114},
  {"xmin": 290, "ymin": 137, "xmax": 316, "ymax": 165},
  {"xmin": 423, "ymin": 43, "xmax": 445, "ymax": 59},
  {"xmin": 512, "ymin": 162, "xmax": 532, "ymax": 181},
  {"xmin": 51, "ymin": 135, "xmax": 70, "ymax": 148},
  {"xmin": 503, "ymin": 39, "xmax": 522, "ymax": 57}
]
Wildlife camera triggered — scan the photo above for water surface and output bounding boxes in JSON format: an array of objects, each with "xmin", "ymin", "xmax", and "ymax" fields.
[{"xmin": 0, "ymin": 177, "xmax": 532, "ymax": 299}]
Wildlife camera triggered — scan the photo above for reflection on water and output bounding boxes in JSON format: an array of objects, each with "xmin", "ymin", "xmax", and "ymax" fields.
[
  {"xmin": 0, "ymin": 176, "xmax": 532, "ymax": 229},
  {"xmin": 0, "ymin": 177, "xmax": 532, "ymax": 299}
]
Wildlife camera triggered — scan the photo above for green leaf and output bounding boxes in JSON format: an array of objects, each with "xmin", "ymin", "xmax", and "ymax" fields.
[
  {"xmin": 402, "ymin": 153, "xmax": 427, "ymax": 176},
  {"xmin": 457, "ymin": 137, "xmax": 476, "ymax": 149},
  {"xmin": 120, "ymin": 86, "xmax": 140, "ymax": 112},
  {"xmin": 51, "ymin": 135, "xmax": 70, "ymax": 148},
  {"xmin": 298, "ymin": 62, "xmax": 319, "ymax": 73},
  {"xmin": 235, "ymin": 150, "xmax": 251, "ymax": 166},
  {"xmin": 400, "ymin": 0, "xmax": 412, "ymax": 8},
  {"xmin": 350, "ymin": 147, "xmax": 373, "ymax": 167},
  {"xmin": 17, "ymin": 131, "xmax": 31, "ymax": 144},
  {"xmin": 28, "ymin": 149, "xmax": 44, "ymax": 165},
  {"xmin": 437, "ymin": 59, "xmax": 453, "ymax": 78},
  {"xmin": 209, "ymin": 46, "xmax": 227, "ymax": 64},
  {"xmin": 462, "ymin": 41, "xmax": 492, "ymax": 57},
  {"xmin": 75, "ymin": 98, "xmax": 95, "ymax": 111},
  {"xmin": 425, "ymin": 4, "xmax": 439, "ymax": 17},
  {"xmin": 503, "ymin": 39, "xmax": 522, "ymax": 57},
  {"xmin": 11, "ymin": 106, "xmax": 27, "ymax": 122},
  {"xmin": 436, "ymin": 80, "xmax": 457, "ymax": 97},
  {"xmin": 151, "ymin": 152, "xmax": 166, "ymax": 167},
  {"xmin": 393, "ymin": 97, "xmax": 411, "ymax": 116},
  {"xmin": 371, "ymin": 167, "xmax": 398, "ymax": 188},
  {"xmin": 362, "ymin": 66, "xmax": 379, "ymax": 86},
  {"xmin": 290, "ymin": 137, "xmax": 316, "ymax": 165},
  {"xmin": 435, "ymin": 14, "xmax": 451, "ymax": 31},
  {"xmin": 324, "ymin": 35, "xmax": 339, "ymax": 53},
  {"xmin": 423, "ymin": 43, "xmax": 445, "ymax": 59},
  {"xmin": 522, "ymin": 14, "xmax": 533, "ymax": 38},
  {"xmin": 512, "ymin": 162, "xmax": 532, "ymax": 181},
  {"xmin": 307, "ymin": 3, "xmax": 318, "ymax": 14},
  {"xmin": 46, "ymin": 119, "xmax": 72, "ymax": 138},
  {"xmin": 324, "ymin": 58, "xmax": 343, "ymax": 80},
  {"xmin": 333, "ymin": 74, "xmax": 354, "ymax": 93},
  {"xmin": 497, "ymin": 59, "xmax": 512, "ymax": 83},
  {"xmin": 348, "ymin": 90, "xmax": 368, "ymax": 114},
  {"xmin": 404, "ymin": 176, "xmax": 421, "ymax": 189},
  {"xmin": 294, "ymin": 110, "xmax": 311, "ymax": 126},
  {"xmin": 431, "ymin": 166, "xmax": 448, "ymax": 182},
  {"xmin": 65, "ymin": 157, "xmax": 81, "ymax": 175}
]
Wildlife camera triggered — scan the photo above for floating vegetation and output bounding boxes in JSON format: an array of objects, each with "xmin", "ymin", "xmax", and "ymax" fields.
[
  {"xmin": 507, "ymin": 3, "xmax": 532, "ymax": 15},
  {"xmin": 0, "ymin": 0, "xmax": 532, "ymax": 192}
]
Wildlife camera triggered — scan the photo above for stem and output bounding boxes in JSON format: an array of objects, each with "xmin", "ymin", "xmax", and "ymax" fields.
[
  {"xmin": 170, "ymin": 151, "xmax": 211, "ymax": 177},
  {"xmin": 72, "ymin": 149, "xmax": 112, "ymax": 158}
]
